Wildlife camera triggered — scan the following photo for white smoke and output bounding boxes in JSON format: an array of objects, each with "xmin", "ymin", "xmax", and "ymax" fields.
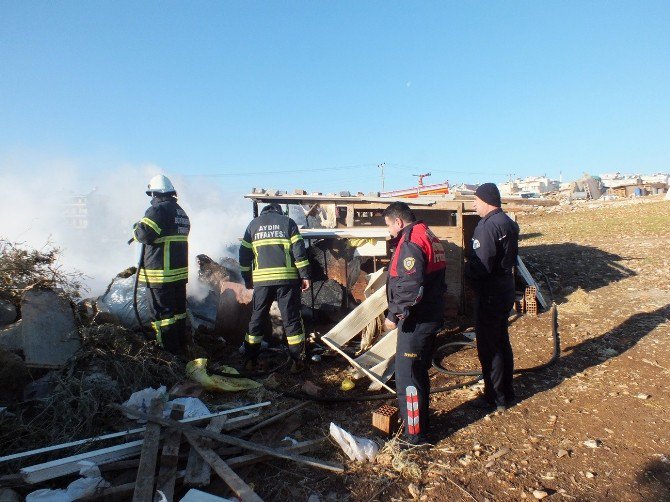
[{"xmin": 0, "ymin": 157, "xmax": 250, "ymax": 298}]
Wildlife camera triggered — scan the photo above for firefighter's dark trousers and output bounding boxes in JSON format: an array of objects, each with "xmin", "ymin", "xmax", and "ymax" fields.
[
  {"xmin": 245, "ymin": 284, "xmax": 305, "ymax": 362},
  {"xmin": 395, "ymin": 317, "xmax": 441, "ymax": 442},
  {"xmin": 148, "ymin": 285, "xmax": 187, "ymax": 355},
  {"xmin": 475, "ymin": 290, "xmax": 515, "ymax": 406}
]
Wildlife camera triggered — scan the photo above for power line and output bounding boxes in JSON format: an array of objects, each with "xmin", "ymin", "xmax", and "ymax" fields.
[{"xmin": 181, "ymin": 163, "xmax": 378, "ymax": 177}]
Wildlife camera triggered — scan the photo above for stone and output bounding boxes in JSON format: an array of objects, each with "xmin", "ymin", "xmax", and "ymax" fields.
[
  {"xmin": 23, "ymin": 371, "xmax": 59, "ymax": 400},
  {"xmin": 583, "ymin": 439, "xmax": 601, "ymax": 449},
  {"xmin": 408, "ymin": 483, "xmax": 421, "ymax": 499},
  {"xmin": 0, "ymin": 319, "xmax": 23, "ymax": 351},
  {"xmin": 0, "ymin": 349, "xmax": 29, "ymax": 402},
  {"xmin": 0, "ymin": 488, "xmax": 20, "ymax": 502},
  {"xmin": 557, "ymin": 449, "xmax": 569, "ymax": 458},
  {"xmin": 21, "ymin": 287, "xmax": 79, "ymax": 367},
  {"xmin": 636, "ymin": 393, "xmax": 651, "ymax": 400},
  {"xmin": 0, "ymin": 300, "xmax": 17, "ymax": 326},
  {"xmin": 585, "ymin": 471, "xmax": 595, "ymax": 478},
  {"xmin": 532, "ymin": 489, "xmax": 548, "ymax": 499},
  {"xmin": 489, "ymin": 447, "xmax": 511, "ymax": 461}
]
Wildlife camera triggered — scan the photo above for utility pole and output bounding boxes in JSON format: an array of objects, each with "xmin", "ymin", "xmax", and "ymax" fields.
[{"xmin": 378, "ymin": 162, "xmax": 386, "ymax": 192}]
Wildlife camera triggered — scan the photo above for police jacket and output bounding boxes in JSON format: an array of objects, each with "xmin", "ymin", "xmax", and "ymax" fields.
[
  {"xmin": 465, "ymin": 208, "xmax": 519, "ymax": 295},
  {"xmin": 239, "ymin": 205, "xmax": 310, "ymax": 287},
  {"xmin": 386, "ymin": 221, "xmax": 447, "ymax": 323},
  {"xmin": 133, "ymin": 196, "xmax": 190, "ymax": 288}
]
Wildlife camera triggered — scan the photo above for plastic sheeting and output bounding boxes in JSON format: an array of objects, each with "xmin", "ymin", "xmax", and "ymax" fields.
[
  {"xmin": 26, "ymin": 462, "xmax": 110, "ymax": 502},
  {"xmin": 96, "ymin": 273, "xmax": 152, "ymax": 330},
  {"xmin": 329, "ymin": 422, "xmax": 379, "ymax": 462}
]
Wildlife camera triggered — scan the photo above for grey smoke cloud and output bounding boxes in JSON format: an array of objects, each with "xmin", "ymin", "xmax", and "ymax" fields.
[{"xmin": 1, "ymin": 157, "xmax": 250, "ymax": 297}]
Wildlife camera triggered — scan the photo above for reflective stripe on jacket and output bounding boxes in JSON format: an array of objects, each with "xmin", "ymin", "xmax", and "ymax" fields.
[
  {"xmin": 239, "ymin": 206, "xmax": 310, "ymax": 287},
  {"xmin": 134, "ymin": 196, "xmax": 191, "ymax": 287}
]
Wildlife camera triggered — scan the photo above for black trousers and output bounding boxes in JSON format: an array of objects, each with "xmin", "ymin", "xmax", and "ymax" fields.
[
  {"xmin": 148, "ymin": 285, "xmax": 187, "ymax": 355},
  {"xmin": 475, "ymin": 291, "xmax": 515, "ymax": 405},
  {"xmin": 245, "ymin": 284, "xmax": 305, "ymax": 361},
  {"xmin": 395, "ymin": 317, "xmax": 441, "ymax": 441}
]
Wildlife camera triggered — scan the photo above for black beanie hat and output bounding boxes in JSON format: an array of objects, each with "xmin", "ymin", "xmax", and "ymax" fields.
[{"xmin": 475, "ymin": 183, "xmax": 502, "ymax": 207}]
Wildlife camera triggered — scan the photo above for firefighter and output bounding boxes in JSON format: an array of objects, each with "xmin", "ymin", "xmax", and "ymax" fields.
[
  {"xmin": 465, "ymin": 183, "xmax": 520, "ymax": 412},
  {"xmin": 133, "ymin": 174, "xmax": 191, "ymax": 355},
  {"xmin": 383, "ymin": 202, "xmax": 446, "ymax": 445},
  {"xmin": 239, "ymin": 203, "xmax": 311, "ymax": 371}
]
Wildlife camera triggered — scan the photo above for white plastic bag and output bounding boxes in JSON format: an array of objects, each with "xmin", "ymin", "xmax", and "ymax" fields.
[
  {"xmin": 122, "ymin": 386, "xmax": 167, "ymax": 419},
  {"xmin": 329, "ymin": 422, "xmax": 379, "ymax": 462},
  {"xmin": 26, "ymin": 462, "xmax": 110, "ymax": 502}
]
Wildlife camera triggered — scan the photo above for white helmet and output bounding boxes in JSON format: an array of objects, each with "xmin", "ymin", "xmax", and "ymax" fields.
[{"xmin": 146, "ymin": 174, "xmax": 176, "ymax": 196}]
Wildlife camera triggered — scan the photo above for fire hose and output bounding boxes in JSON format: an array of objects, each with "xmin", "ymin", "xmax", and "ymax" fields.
[{"xmin": 208, "ymin": 303, "xmax": 560, "ymax": 403}]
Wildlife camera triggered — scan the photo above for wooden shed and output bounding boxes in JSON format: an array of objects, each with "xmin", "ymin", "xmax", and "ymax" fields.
[{"xmin": 244, "ymin": 190, "xmax": 552, "ymax": 318}]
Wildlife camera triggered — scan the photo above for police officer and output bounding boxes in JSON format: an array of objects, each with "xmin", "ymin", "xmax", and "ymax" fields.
[
  {"xmin": 133, "ymin": 174, "xmax": 191, "ymax": 355},
  {"xmin": 239, "ymin": 203, "xmax": 311, "ymax": 371},
  {"xmin": 465, "ymin": 183, "xmax": 519, "ymax": 412},
  {"xmin": 383, "ymin": 202, "xmax": 446, "ymax": 444}
]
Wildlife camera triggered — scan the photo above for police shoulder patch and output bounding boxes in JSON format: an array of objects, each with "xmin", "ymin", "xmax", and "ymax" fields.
[
  {"xmin": 403, "ymin": 257, "xmax": 415, "ymax": 270},
  {"xmin": 472, "ymin": 239, "xmax": 481, "ymax": 250}
]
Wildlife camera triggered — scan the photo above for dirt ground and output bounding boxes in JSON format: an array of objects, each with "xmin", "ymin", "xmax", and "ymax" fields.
[
  {"xmin": 5, "ymin": 196, "xmax": 669, "ymax": 502},
  {"xmin": 232, "ymin": 196, "xmax": 670, "ymax": 502}
]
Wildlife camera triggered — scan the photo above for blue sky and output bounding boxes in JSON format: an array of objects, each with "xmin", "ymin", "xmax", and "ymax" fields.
[{"xmin": 1, "ymin": 1, "xmax": 668, "ymax": 194}]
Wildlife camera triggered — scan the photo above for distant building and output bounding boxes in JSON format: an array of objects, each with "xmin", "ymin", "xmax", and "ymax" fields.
[
  {"xmin": 499, "ymin": 176, "xmax": 559, "ymax": 197},
  {"xmin": 63, "ymin": 192, "xmax": 93, "ymax": 229}
]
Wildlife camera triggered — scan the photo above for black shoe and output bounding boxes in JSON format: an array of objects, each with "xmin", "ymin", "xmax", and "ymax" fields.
[
  {"xmin": 290, "ymin": 360, "xmax": 305, "ymax": 374},
  {"xmin": 504, "ymin": 396, "xmax": 518, "ymax": 408},
  {"xmin": 468, "ymin": 396, "xmax": 496, "ymax": 410}
]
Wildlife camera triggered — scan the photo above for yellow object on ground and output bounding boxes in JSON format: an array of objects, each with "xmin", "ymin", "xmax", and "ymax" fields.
[
  {"xmin": 340, "ymin": 378, "xmax": 356, "ymax": 391},
  {"xmin": 185, "ymin": 358, "xmax": 262, "ymax": 392}
]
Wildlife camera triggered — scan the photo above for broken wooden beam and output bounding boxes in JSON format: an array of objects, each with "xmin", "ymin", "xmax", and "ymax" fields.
[
  {"xmin": 1, "ymin": 401, "xmax": 271, "ymax": 465},
  {"xmin": 133, "ymin": 397, "xmax": 164, "ymax": 502},
  {"xmin": 185, "ymin": 415, "xmax": 227, "ymax": 487},
  {"xmin": 154, "ymin": 404, "xmax": 185, "ymax": 502},
  {"xmin": 226, "ymin": 438, "xmax": 325, "ymax": 468},
  {"xmin": 185, "ymin": 436, "xmax": 264, "ymax": 502},
  {"xmin": 239, "ymin": 402, "xmax": 309, "ymax": 437},
  {"xmin": 111, "ymin": 404, "xmax": 344, "ymax": 473},
  {"xmin": 19, "ymin": 408, "xmax": 264, "ymax": 484}
]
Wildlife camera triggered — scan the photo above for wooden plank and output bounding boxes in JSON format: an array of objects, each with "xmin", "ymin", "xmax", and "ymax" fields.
[
  {"xmin": 185, "ymin": 437, "xmax": 264, "ymax": 502},
  {"xmin": 322, "ymin": 335, "xmax": 396, "ymax": 393},
  {"xmin": 320, "ymin": 284, "xmax": 396, "ymax": 392},
  {"xmin": 226, "ymin": 438, "xmax": 325, "ymax": 468},
  {"xmin": 0, "ymin": 401, "xmax": 271, "ymax": 465},
  {"xmin": 19, "ymin": 410, "xmax": 262, "ymax": 484},
  {"xmin": 78, "ymin": 481, "xmax": 136, "ymax": 501},
  {"xmin": 322, "ymin": 286, "xmax": 387, "ymax": 347},
  {"xmin": 154, "ymin": 404, "xmax": 185, "ymax": 502},
  {"xmin": 181, "ymin": 488, "xmax": 232, "ymax": 501},
  {"xmin": 133, "ymin": 398, "xmax": 164, "ymax": 502},
  {"xmin": 185, "ymin": 416, "xmax": 227, "ymax": 487},
  {"xmin": 20, "ymin": 440, "xmax": 144, "ymax": 484},
  {"xmin": 240, "ymin": 402, "xmax": 309, "ymax": 437},
  {"xmin": 244, "ymin": 193, "xmax": 439, "ymax": 206},
  {"xmin": 112, "ymin": 404, "xmax": 345, "ymax": 473},
  {"xmin": 364, "ymin": 268, "xmax": 387, "ymax": 297},
  {"xmin": 301, "ymin": 227, "xmax": 389, "ymax": 239}
]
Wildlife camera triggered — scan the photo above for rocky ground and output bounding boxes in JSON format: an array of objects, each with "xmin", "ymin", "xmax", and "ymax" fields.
[
  {"xmin": 3, "ymin": 196, "xmax": 668, "ymax": 501},
  {"xmin": 238, "ymin": 196, "xmax": 670, "ymax": 502}
]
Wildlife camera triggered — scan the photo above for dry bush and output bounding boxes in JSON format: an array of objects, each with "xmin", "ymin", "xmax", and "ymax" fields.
[
  {"xmin": 0, "ymin": 324, "xmax": 185, "ymax": 459},
  {"xmin": 0, "ymin": 239, "xmax": 84, "ymax": 306}
]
